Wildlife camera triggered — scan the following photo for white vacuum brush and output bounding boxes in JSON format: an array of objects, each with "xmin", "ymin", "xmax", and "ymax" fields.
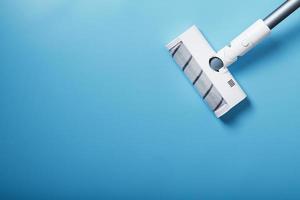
[{"xmin": 167, "ymin": 0, "xmax": 300, "ymax": 118}]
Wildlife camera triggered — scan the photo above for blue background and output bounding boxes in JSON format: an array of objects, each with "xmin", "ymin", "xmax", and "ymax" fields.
[{"xmin": 0, "ymin": 0, "xmax": 300, "ymax": 199}]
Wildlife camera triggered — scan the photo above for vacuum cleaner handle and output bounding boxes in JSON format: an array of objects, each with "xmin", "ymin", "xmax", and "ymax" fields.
[
  {"xmin": 264, "ymin": 0, "xmax": 300, "ymax": 29},
  {"xmin": 211, "ymin": 0, "xmax": 300, "ymax": 71}
]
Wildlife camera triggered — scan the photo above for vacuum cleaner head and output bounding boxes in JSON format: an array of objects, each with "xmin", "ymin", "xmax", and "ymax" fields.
[
  {"xmin": 166, "ymin": 0, "xmax": 299, "ymax": 118},
  {"xmin": 167, "ymin": 26, "xmax": 247, "ymax": 118}
]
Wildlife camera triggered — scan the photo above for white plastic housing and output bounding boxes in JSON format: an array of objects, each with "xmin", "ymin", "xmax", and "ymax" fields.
[
  {"xmin": 167, "ymin": 26, "xmax": 247, "ymax": 118},
  {"xmin": 216, "ymin": 19, "xmax": 271, "ymax": 68}
]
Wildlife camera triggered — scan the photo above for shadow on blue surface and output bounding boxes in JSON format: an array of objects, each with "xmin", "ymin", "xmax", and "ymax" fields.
[{"xmin": 220, "ymin": 98, "xmax": 252, "ymax": 126}]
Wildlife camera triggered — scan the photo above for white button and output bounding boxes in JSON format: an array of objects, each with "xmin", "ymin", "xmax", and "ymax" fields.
[{"xmin": 242, "ymin": 40, "xmax": 250, "ymax": 47}]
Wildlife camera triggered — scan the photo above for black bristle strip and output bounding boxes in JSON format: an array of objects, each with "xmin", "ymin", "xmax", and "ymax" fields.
[
  {"xmin": 214, "ymin": 98, "xmax": 224, "ymax": 111},
  {"xmin": 203, "ymin": 84, "xmax": 213, "ymax": 99},
  {"xmin": 193, "ymin": 70, "xmax": 203, "ymax": 85},
  {"xmin": 171, "ymin": 43, "xmax": 181, "ymax": 57},
  {"xmin": 182, "ymin": 56, "xmax": 192, "ymax": 72}
]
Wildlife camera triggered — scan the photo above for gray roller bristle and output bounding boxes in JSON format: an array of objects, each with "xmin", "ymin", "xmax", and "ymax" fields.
[{"xmin": 170, "ymin": 42, "xmax": 226, "ymax": 112}]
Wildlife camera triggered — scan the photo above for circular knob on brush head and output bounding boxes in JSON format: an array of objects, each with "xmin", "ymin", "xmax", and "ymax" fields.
[{"xmin": 209, "ymin": 57, "xmax": 224, "ymax": 71}]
